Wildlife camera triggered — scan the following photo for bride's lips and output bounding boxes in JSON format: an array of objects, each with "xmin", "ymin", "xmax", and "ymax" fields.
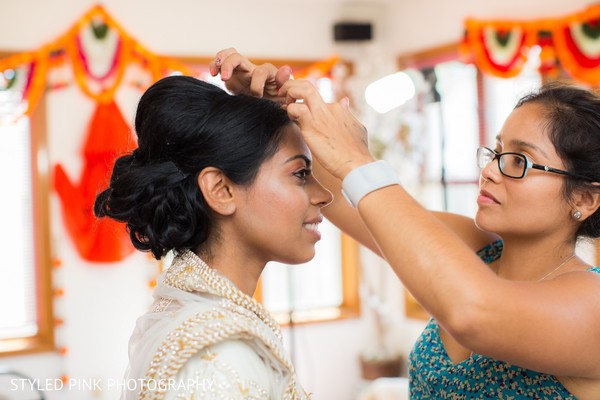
[{"xmin": 303, "ymin": 217, "xmax": 323, "ymax": 240}]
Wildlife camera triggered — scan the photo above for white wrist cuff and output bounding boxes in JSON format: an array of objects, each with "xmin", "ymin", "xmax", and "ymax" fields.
[{"xmin": 341, "ymin": 160, "xmax": 400, "ymax": 208}]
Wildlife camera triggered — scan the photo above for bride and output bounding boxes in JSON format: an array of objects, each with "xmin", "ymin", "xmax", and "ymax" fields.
[{"xmin": 94, "ymin": 75, "xmax": 332, "ymax": 399}]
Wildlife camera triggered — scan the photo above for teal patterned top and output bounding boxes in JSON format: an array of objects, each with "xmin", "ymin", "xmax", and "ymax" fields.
[{"xmin": 409, "ymin": 241, "xmax": 600, "ymax": 399}]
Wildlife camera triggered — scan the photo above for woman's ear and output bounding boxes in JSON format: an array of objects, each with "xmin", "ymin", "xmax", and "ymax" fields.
[
  {"xmin": 570, "ymin": 186, "xmax": 600, "ymax": 221},
  {"xmin": 197, "ymin": 167, "xmax": 236, "ymax": 216}
]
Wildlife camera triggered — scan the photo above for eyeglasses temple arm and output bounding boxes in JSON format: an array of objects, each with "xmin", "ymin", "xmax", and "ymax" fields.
[{"xmin": 531, "ymin": 163, "xmax": 594, "ymax": 181}]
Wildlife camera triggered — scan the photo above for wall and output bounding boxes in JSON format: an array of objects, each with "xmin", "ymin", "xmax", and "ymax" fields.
[
  {"xmin": 0, "ymin": 0, "xmax": 594, "ymax": 57},
  {"xmin": 0, "ymin": 1, "xmax": 595, "ymax": 400}
]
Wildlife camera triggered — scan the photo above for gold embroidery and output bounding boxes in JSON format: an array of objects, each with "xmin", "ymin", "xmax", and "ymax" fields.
[
  {"xmin": 139, "ymin": 251, "xmax": 309, "ymax": 399},
  {"xmin": 164, "ymin": 250, "xmax": 282, "ymax": 341},
  {"xmin": 200, "ymin": 349, "xmax": 216, "ymax": 361}
]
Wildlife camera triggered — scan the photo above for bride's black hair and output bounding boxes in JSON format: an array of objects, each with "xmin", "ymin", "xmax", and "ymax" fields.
[{"xmin": 94, "ymin": 75, "xmax": 291, "ymax": 259}]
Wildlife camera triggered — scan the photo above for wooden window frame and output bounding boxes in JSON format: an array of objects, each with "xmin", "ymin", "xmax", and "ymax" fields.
[
  {"xmin": 0, "ymin": 51, "xmax": 359, "ymax": 354},
  {"xmin": 397, "ymin": 43, "xmax": 600, "ymax": 321},
  {"xmin": 173, "ymin": 55, "xmax": 361, "ymax": 325},
  {"xmin": 0, "ymin": 51, "xmax": 55, "ymax": 355}
]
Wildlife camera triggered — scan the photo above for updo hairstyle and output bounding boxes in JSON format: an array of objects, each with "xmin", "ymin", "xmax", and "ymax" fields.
[{"xmin": 94, "ymin": 75, "xmax": 291, "ymax": 259}]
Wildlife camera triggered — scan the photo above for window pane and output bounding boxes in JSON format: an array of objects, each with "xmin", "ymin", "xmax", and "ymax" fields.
[
  {"xmin": 435, "ymin": 61, "xmax": 479, "ymax": 181},
  {"xmin": 261, "ymin": 219, "xmax": 343, "ymax": 313},
  {"xmin": 446, "ymin": 183, "xmax": 479, "ymax": 217},
  {"xmin": 0, "ymin": 96, "xmax": 37, "ymax": 339},
  {"xmin": 482, "ymin": 46, "xmax": 542, "ymax": 144},
  {"xmin": 259, "ymin": 78, "xmax": 347, "ymax": 318}
]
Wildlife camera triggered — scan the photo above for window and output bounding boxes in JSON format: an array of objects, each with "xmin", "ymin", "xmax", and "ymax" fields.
[
  {"xmin": 261, "ymin": 222, "xmax": 360, "ymax": 324},
  {"xmin": 397, "ymin": 44, "xmax": 546, "ymax": 320},
  {"xmin": 481, "ymin": 46, "xmax": 543, "ymax": 145},
  {"xmin": 1, "ymin": 117, "xmax": 37, "ymax": 340},
  {"xmin": 0, "ymin": 66, "xmax": 54, "ymax": 354},
  {"xmin": 0, "ymin": 53, "xmax": 359, "ymax": 355},
  {"xmin": 174, "ymin": 57, "xmax": 361, "ymax": 325},
  {"xmin": 419, "ymin": 60, "xmax": 481, "ymax": 217}
]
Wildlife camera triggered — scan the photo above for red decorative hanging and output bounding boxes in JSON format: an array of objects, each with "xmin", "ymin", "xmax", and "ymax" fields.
[
  {"xmin": 0, "ymin": 4, "xmax": 342, "ymax": 264},
  {"xmin": 461, "ymin": 20, "xmax": 536, "ymax": 78},
  {"xmin": 461, "ymin": 4, "xmax": 600, "ymax": 85},
  {"xmin": 54, "ymin": 101, "xmax": 136, "ymax": 262},
  {"xmin": 552, "ymin": 13, "xmax": 600, "ymax": 85}
]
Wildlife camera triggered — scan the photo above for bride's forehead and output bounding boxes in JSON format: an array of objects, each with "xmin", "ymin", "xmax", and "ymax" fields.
[{"xmin": 275, "ymin": 124, "xmax": 310, "ymax": 153}]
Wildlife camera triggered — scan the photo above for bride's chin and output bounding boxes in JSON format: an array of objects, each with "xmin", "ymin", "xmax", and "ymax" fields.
[{"xmin": 276, "ymin": 251, "xmax": 315, "ymax": 266}]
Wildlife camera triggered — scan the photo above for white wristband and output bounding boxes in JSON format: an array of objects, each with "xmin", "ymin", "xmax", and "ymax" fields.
[{"xmin": 341, "ymin": 160, "xmax": 400, "ymax": 208}]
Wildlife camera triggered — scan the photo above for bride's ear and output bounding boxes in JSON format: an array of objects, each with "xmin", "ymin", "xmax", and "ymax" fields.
[{"xmin": 197, "ymin": 167, "xmax": 236, "ymax": 216}]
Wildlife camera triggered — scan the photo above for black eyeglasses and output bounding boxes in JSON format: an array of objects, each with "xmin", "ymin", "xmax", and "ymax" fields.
[{"xmin": 476, "ymin": 146, "xmax": 593, "ymax": 180}]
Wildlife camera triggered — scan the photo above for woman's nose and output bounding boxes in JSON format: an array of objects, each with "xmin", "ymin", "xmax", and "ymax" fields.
[{"xmin": 480, "ymin": 158, "xmax": 500, "ymax": 183}]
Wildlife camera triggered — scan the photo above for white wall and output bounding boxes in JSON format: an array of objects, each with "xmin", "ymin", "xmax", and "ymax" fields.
[
  {"xmin": 0, "ymin": 0, "xmax": 594, "ymax": 57},
  {"xmin": 0, "ymin": 1, "xmax": 595, "ymax": 400}
]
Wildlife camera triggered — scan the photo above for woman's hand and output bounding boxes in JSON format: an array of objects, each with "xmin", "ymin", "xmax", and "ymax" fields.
[
  {"xmin": 210, "ymin": 48, "xmax": 291, "ymax": 102},
  {"xmin": 279, "ymin": 79, "xmax": 375, "ymax": 179}
]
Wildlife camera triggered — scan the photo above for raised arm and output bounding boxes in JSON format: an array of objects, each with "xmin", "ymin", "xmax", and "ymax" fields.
[
  {"xmin": 211, "ymin": 49, "xmax": 497, "ymax": 254},
  {"xmin": 313, "ymin": 156, "xmax": 498, "ymax": 257},
  {"xmin": 280, "ymin": 79, "xmax": 600, "ymax": 380}
]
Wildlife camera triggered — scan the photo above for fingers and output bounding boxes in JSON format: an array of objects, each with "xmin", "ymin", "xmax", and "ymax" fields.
[
  {"xmin": 248, "ymin": 64, "xmax": 293, "ymax": 98},
  {"xmin": 279, "ymin": 80, "xmax": 325, "ymax": 111},
  {"xmin": 275, "ymin": 65, "xmax": 292, "ymax": 87},
  {"xmin": 224, "ymin": 53, "xmax": 256, "ymax": 80},
  {"xmin": 249, "ymin": 63, "xmax": 278, "ymax": 97},
  {"xmin": 209, "ymin": 48, "xmax": 237, "ymax": 76},
  {"xmin": 209, "ymin": 49, "xmax": 256, "ymax": 81},
  {"xmin": 340, "ymin": 96, "xmax": 350, "ymax": 109},
  {"xmin": 286, "ymin": 102, "xmax": 311, "ymax": 123},
  {"xmin": 286, "ymin": 97, "xmax": 349, "ymax": 124}
]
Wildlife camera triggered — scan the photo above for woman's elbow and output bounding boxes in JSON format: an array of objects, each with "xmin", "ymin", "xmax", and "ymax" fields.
[{"xmin": 443, "ymin": 292, "xmax": 489, "ymax": 348}]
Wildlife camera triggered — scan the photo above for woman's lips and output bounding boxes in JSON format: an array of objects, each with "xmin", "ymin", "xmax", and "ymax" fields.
[{"xmin": 477, "ymin": 190, "xmax": 500, "ymax": 205}]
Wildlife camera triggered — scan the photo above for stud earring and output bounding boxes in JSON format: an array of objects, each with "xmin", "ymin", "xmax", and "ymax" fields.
[{"xmin": 572, "ymin": 210, "xmax": 582, "ymax": 220}]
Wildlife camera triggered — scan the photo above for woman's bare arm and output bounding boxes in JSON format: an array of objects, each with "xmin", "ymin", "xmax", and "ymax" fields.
[{"xmin": 314, "ymin": 157, "xmax": 499, "ymax": 256}]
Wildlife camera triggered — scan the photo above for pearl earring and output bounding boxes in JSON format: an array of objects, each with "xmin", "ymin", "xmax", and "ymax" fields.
[{"xmin": 572, "ymin": 210, "xmax": 582, "ymax": 220}]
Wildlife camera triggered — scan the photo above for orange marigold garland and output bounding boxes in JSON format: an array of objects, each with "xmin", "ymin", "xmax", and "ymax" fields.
[
  {"xmin": 0, "ymin": 48, "xmax": 49, "ymax": 116},
  {"xmin": 65, "ymin": 16, "xmax": 128, "ymax": 104},
  {"xmin": 536, "ymin": 30, "xmax": 559, "ymax": 78},
  {"xmin": 1, "ymin": 4, "xmax": 345, "ymax": 264},
  {"xmin": 462, "ymin": 4, "xmax": 600, "ymax": 85},
  {"xmin": 462, "ymin": 19, "xmax": 536, "ymax": 78},
  {"xmin": 552, "ymin": 7, "xmax": 600, "ymax": 86}
]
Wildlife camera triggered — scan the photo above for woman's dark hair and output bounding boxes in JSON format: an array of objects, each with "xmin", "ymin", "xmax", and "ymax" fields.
[
  {"xmin": 94, "ymin": 75, "xmax": 291, "ymax": 259},
  {"xmin": 516, "ymin": 82, "xmax": 600, "ymax": 238}
]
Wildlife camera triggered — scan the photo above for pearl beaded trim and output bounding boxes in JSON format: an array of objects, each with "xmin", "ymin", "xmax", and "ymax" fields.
[
  {"xmin": 140, "ymin": 309, "xmax": 301, "ymax": 399},
  {"xmin": 138, "ymin": 250, "xmax": 308, "ymax": 399},
  {"xmin": 164, "ymin": 250, "xmax": 282, "ymax": 340}
]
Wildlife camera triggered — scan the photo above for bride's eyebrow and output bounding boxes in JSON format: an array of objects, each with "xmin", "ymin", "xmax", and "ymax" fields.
[{"xmin": 284, "ymin": 154, "xmax": 311, "ymax": 167}]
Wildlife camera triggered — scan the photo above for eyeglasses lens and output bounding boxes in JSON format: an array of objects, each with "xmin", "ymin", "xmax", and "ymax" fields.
[
  {"xmin": 498, "ymin": 154, "xmax": 525, "ymax": 178},
  {"xmin": 477, "ymin": 148, "xmax": 526, "ymax": 179},
  {"xmin": 477, "ymin": 148, "xmax": 494, "ymax": 169}
]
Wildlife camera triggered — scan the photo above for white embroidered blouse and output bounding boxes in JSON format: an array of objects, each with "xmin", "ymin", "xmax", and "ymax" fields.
[{"xmin": 121, "ymin": 250, "xmax": 309, "ymax": 400}]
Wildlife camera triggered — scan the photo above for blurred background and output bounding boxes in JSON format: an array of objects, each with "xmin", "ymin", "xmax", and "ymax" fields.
[{"xmin": 0, "ymin": 0, "xmax": 598, "ymax": 399}]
